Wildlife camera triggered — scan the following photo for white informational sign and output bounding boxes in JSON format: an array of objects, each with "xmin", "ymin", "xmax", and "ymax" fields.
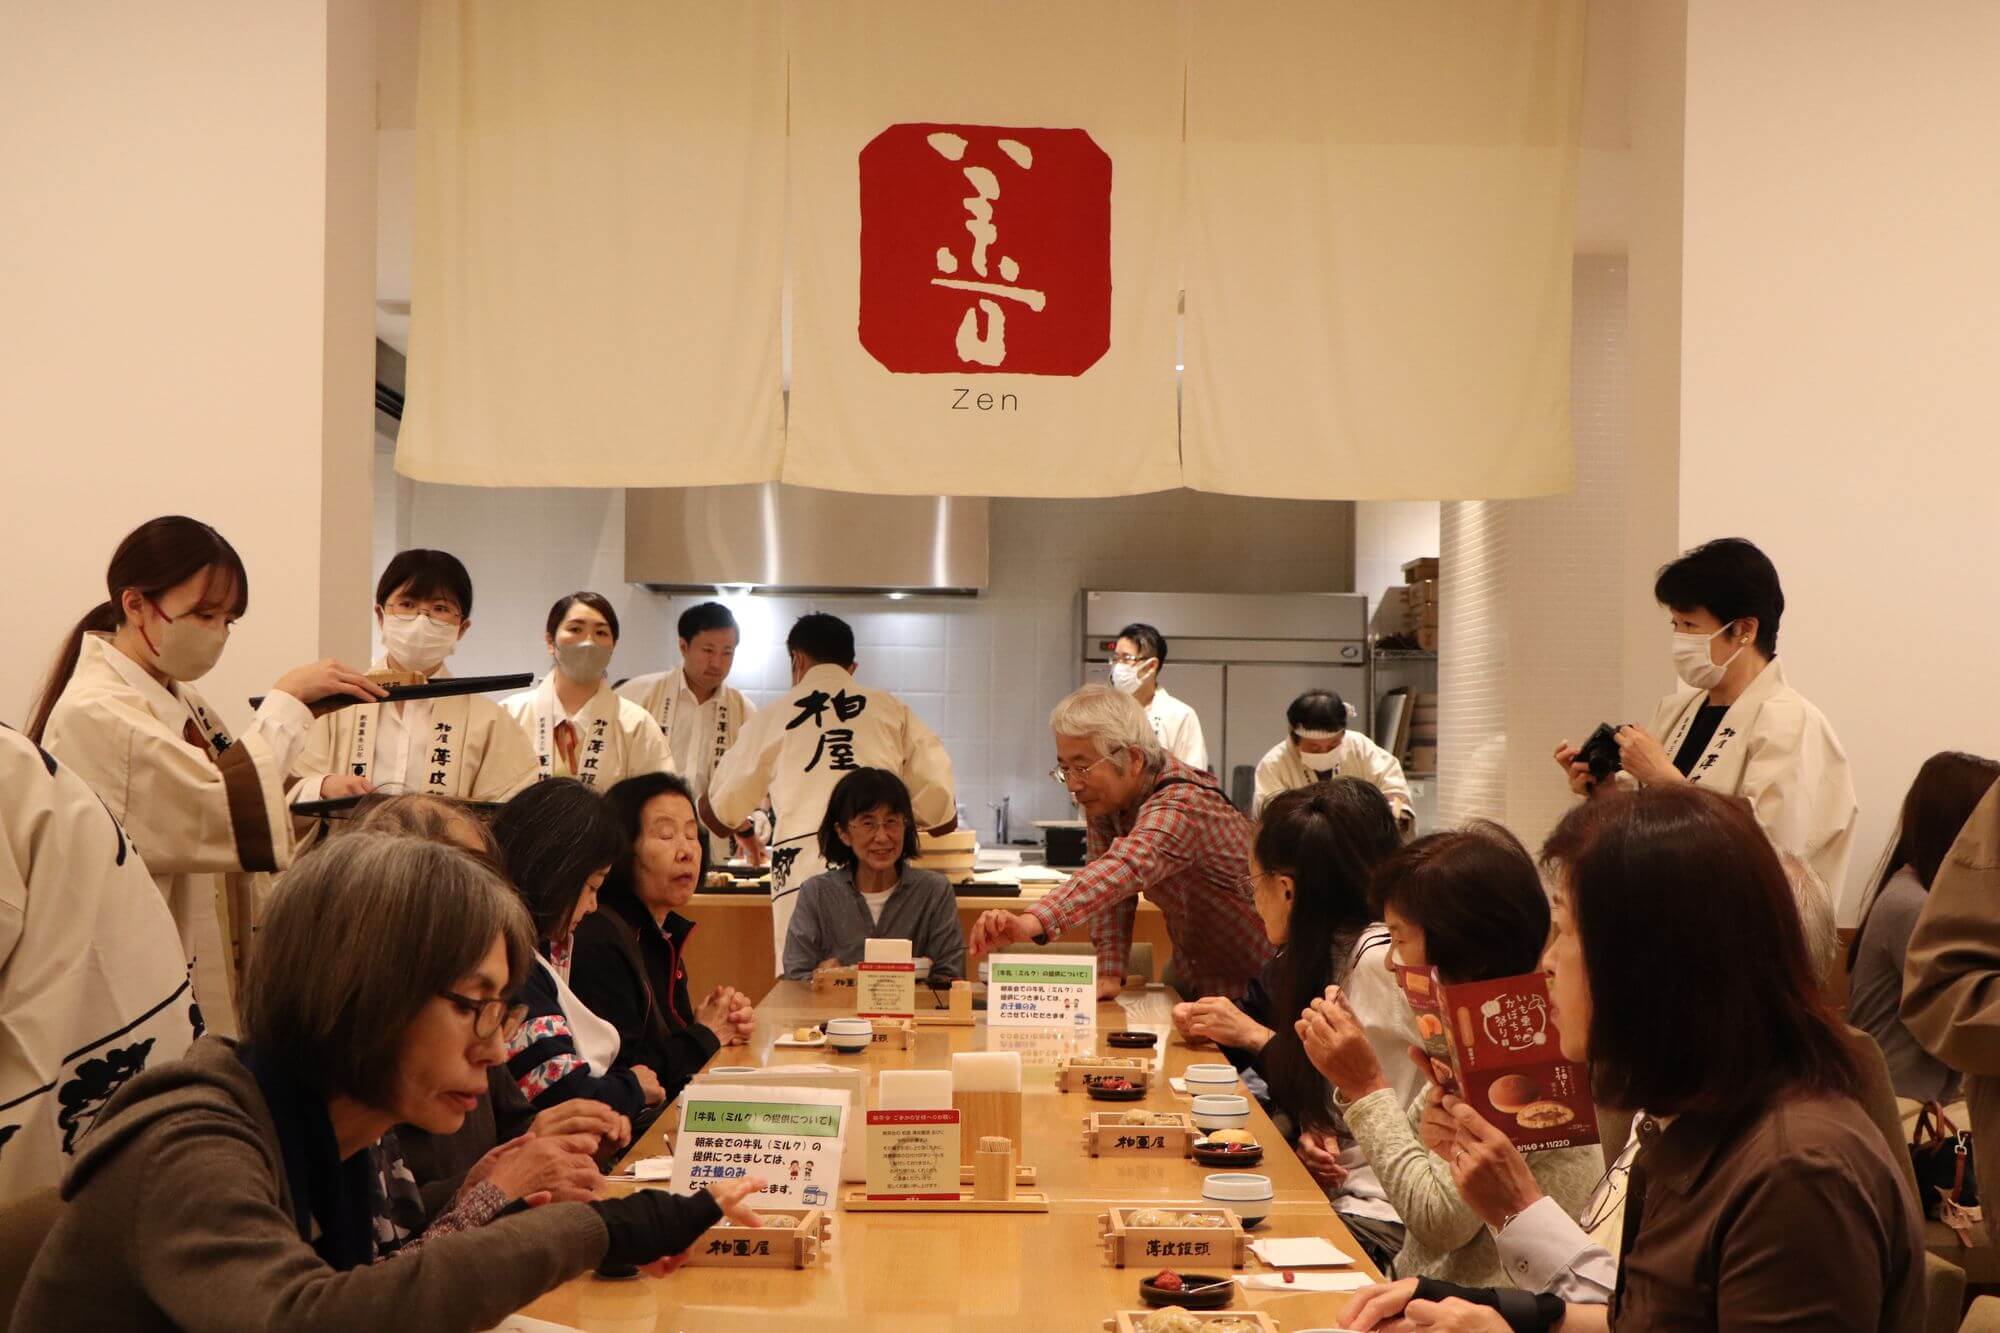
[
  {"xmin": 986, "ymin": 953, "xmax": 1097, "ymax": 1033},
  {"xmin": 670, "ymin": 1084, "xmax": 848, "ymax": 1209},
  {"xmin": 864, "ymin": 1108, "xmax": 962, "ymax": 1200},
  {"xmin": 856, "ymin": 960, "xmax": 916, "ymax": 1018}
]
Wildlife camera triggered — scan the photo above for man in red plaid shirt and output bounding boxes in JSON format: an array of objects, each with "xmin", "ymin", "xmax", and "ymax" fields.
[{"xmin": 969, "ymin": 686, "xmax": 1273, "ymax": 1000}]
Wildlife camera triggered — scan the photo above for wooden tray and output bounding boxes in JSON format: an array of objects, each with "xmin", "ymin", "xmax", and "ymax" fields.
[
  {"xmin": 958, "ymin": 1163, "xmax": 1038, "ymax": 1186},
  {"xmin": 1082, "ymin": 1111, "xmax": 1197, "ymax": 1158},
  {"xmin": 1057, "ymin": 1058, "xmax": 1155, "ymax": 1093},
  {"xmin": 1105, "ymin": 1313, "xmax": 1279, "ymax": 1332},
  {"xmin": 1098, "ymin": 1207, "xmax": 1250, "ymax": 1269},
  {"xmin": 683, "ymin": 1206, "xmax": 829, "ymax": 1269},
  {"xmin": 841, "ymin": 1188, "xmax": 1049, "ymax": 1214},
  {"xmin": 867, "ymin": 1018, "xmax": 916, "ymax": 1050}
]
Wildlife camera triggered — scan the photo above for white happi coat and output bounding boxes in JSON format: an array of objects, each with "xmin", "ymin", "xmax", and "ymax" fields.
[
  {"xmin": 617, "ymin": 666, "xmax": 756, "ymax": 858},
  {"xmin": 1644, "ymin": 658, "xmax": 1859, "ymax": 898},
  {"xmin": 1146, "ymin": 687, "xmax": 1209, "ymax": 771},
  {"xmin": 0, "ymin": 725, "xmax": 197, "ymax": 1206},
  {"xmin": 706, "ymin": 663, "xmax": 956, "ymax": 961},
  {"xmin": 1252, "ymin": 732, "xmax": 1412, "ymax": 820},
  {"xmin": 41, "ymin": 634, "xmax": 300, "ymax": 1037},
  {"xmin": 501, "ymin": 674, "xmax": 675, "ymax": 790},
  {"xmin": 291, "ymin": 660, "xmax": 537, "ymax": 804}
]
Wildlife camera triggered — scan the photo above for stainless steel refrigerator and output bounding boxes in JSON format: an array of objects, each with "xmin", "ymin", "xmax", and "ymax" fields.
[{"xmin": 1079, "ymin": 590, "xmax": 1372, "ymax": 811}]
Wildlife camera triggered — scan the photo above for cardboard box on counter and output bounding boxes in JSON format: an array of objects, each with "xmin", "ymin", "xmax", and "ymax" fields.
[{"xmin": 1403, "ymin": 557, "xmax": 1440, "ymax": 583}]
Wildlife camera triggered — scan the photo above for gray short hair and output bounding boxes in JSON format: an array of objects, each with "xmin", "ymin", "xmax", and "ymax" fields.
[
  {"xmin": 1777, "ymin": 849, "xmax": 1840, "ymax": 987},
  {"xmin": 242, "ymin": 831, "xmax": 534, "ymax": 1106},
  {"xmin": 1049, "ymin": 684, "xmax": 1162, "ymax": 764}
]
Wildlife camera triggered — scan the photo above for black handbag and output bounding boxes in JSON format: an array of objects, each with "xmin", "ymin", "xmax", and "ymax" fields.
[{"xmin": 1909, "ymin": 1102, "xmax": 1980, "ymax": 1235}]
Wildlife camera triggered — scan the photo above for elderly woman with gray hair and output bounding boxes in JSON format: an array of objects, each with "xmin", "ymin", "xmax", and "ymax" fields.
[
  {"xmin": 967, "ymin": 684, "xmax": 1273, "ymax": 999},
  {"xmin": 16, "ymin": 831, "xmax": 763, "ymax": 1332}
]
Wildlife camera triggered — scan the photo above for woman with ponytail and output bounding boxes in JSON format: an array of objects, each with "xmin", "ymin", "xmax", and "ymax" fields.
[
  {"xmin": 30, "ymin": 516, "xmax": 384, "ymax": 1034},
  {"xmin": 1169, "ymin": 780, "xmax": 1421, "ymax": 1267}
]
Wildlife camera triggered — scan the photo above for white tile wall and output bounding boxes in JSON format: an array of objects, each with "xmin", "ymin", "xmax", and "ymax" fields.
[
  {"xmin": 1440, "ymin": 257, "xmax": 1631, "ymax": 849},
  {"xmin": 369, "ymin": 466, "xmax": 1355, "ymax": 835}
]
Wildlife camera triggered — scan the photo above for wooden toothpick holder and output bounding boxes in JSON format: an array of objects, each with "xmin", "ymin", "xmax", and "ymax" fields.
[{"xmin": 972, "ymin": 1136, "xmax": 1017, "ymax": 1201}]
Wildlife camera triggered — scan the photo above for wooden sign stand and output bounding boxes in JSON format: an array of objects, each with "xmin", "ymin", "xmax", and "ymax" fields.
[
  {"xmin": 913, "ymin": 979, "xmax": 976, "ymax": 1027},
  {"xmin": 840, "ymin": 1188, "xmax": 1049, "ymax": 1214}
]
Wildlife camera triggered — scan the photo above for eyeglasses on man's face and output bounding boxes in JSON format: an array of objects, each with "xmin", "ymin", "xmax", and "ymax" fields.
[
  {"xmin": 439, "ymin": 991, "xmax": 528, "ymax": 1042},
  {"xmin": 1049, "ymin": 749, "xmax": 1125, "ymax": 788}
]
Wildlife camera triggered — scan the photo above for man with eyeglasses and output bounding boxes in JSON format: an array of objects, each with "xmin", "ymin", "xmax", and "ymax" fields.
[
  {"xmin": 289, "ymin": 549, "xmax": 537, "ymax": 808},
  {"xmin": 967, "ymin": 685, "xmax": 1271, "ymax": 1001}
]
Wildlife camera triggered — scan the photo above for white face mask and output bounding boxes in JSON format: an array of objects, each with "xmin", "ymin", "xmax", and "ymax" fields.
[
  {"xmin": 380, "ymin": 613, "xmax": 459, "ymax": 675},
  {"xmin": 141, "ymin": 600, "xmax": 228, "ymax": 683},
  {"xmin": 1110, "ymin": 659, "xmax": 1154, "ymax": 696},
  {"xmin": 555, "ymin": 639, "xmax": 613, "ymax": 684},
  {"xmin": 1299, "ymin": 747, "xmax": 1341, "ymax": 774},
  {"xmin": 1670, "ymin": 623, "xmax": 1744, "ymax": 691}
]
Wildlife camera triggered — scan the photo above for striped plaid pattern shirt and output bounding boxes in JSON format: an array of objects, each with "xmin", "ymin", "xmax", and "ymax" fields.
[{"xmin": 1027, "ymin": 756, "xmax": 1272, "ymax": 999}]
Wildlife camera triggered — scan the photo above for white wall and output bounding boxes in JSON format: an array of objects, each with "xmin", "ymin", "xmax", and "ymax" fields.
[
  {"xmin": 1440, "ymin": 258, "xmax": 1634, "ymax": 850},
  {"xmin": 1679, "ymin": 1, "xmax": 2000, "ymax": 918},
  {"xmin": 0, "ymin": 1, "xmax": 375, "ymax": 730},
  {"xmin": 368, "ymin": 458, "xmax": 1354, "ymax": 830}
]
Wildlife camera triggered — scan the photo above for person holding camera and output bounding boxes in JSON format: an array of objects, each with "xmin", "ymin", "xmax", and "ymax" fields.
[{"xmin": 1553, "ymin": 538, "xmax": 1857, "ymax": 898}]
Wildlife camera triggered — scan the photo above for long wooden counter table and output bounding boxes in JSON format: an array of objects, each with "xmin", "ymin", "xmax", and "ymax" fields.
[{"xmin": 516, "ymin": 981, "xmax": 1381, "ymax": 1332}]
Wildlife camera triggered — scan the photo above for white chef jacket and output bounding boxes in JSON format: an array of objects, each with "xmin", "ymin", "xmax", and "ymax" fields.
[
  {"xmin": 617, "ymin": 666, "xmax": 755, "ymax": 856},
  {"xmin": 0, "ymin": 725, "xmax": 197, "ymax": 1206},
  {"xmin": 707, "ymin": 663, "xmax": 955, "ymax": 961},
  {"xmin": 1640, "ymin": 658, "xmax": 1857, "ymax": 899},
  {"xmin": 290, "ymin": 659, "xmax": 537, "ymax": 804},
  {"xmin": 42, "ymin": 634, "xmax": 305, "ymax": 1036},
  {"xmin": 1252, "ymin": 733, "xmax": 1412, "ymax": 821},
  {"xmin": 1146, "ymin": 687, "xmax": 1208, "ymax": 771},
  {"xmin": 501, "ymin": 674, "xmax": 675, "ymax": 789}
]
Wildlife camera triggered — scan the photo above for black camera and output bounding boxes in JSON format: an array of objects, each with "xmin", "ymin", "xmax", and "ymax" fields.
[{"xmin": 1574, "ymin": 723, "xmax": 1624, "ymax": 783}]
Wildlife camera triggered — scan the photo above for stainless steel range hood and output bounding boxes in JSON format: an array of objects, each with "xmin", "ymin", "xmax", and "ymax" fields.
[{"xmin": 625, "ymin": 484, "xmax": 988, "ymax": 595}]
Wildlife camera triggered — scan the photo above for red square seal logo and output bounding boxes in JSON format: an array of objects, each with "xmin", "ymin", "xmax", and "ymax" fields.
[{"xmin": 859, "ymin": 123, "xmax": 1111, "ymax": 376}]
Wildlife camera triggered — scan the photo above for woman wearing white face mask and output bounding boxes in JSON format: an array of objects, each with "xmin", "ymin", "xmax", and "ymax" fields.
[
  {"xmin": 1553, "ymin": 537, "xmax": 1858, "ymax": 897},
  {"xmin": 1252, "ymin": 689, "xmax": 1414, "ymax": 829},
  {"xmin": 27, "ymin": 516, "xmax": 386, "ymax": 1035},
  {"xmin": 501, "ymin": 592, "xmax": 674, "ymax": 790},
  {"xmin": 290, "ymin": 550, "xmax": 538, "ymax": 810}
]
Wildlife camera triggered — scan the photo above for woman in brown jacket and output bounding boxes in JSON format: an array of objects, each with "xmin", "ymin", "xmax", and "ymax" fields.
[
  {"xmin": 1341, "ymin": 786, "xmax": 1924, "ymax": 1332},
  {"xmin": 15, "ymin": 831, "xmax": 762, "ymax": 1332}
]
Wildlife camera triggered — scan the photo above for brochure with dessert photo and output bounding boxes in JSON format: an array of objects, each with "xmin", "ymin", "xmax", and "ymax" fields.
[{"xmin": 1397, "ymin": 966, "xmax": 1599, "ymax": 1151}]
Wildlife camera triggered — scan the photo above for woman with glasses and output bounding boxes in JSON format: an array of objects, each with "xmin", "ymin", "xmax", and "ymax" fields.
[
  {"xmin": 15, "ymin": 831, "xmax": 764, "ymax": 1332},
  {"xmin": 492, "ymin": 780, "xmax": 668, "ymax": 1122},
  {"xmin": 291, "ymin": 549, "xmax": 538, "ymax": 807},
  {"xmin": 782, "ymin": 767, "xmax": 966, "ymax": 981},
  {"xmin": 348, "ymin": 795, "xmax": 627, "ymax": 1255}
]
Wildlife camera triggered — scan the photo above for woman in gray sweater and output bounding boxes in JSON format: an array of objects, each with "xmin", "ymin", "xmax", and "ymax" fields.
[
  {"xmin": 16, "ymin": 832, "xmax": 763, "ymax": 1332},
  {"xmin": 783, "ymin": 767, "xmax": 966, "ymax": 981}
]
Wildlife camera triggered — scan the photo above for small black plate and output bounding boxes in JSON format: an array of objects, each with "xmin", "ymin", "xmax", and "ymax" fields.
[
  {"xmin": 1107, "ymin": 1030, "xmax": 1158, "ymax": 1049},
  {"xmin": 1192, "ymin": 1142, "xmax": 1265, "ymax": 1168},
  {"xmin": 1085, "ymin": 1081, "xmax": 1147, "ymax": 1102},
  {"xmin": 1138, "ymin": 1272, "xmax": 1234, "ymax": 1310}
]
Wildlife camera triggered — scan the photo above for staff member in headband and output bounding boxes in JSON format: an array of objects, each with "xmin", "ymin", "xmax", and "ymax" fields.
[{"xmin": 1252, "ymin": 689, "xmax": 1413, "ymax": 830}]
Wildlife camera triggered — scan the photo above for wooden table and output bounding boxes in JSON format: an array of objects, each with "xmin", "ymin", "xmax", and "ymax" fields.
[
  {"xmin": 517, "ymin": 982, "xmax": 1380, "ymax": 1332},
  {"xmin": 678, "ymin": 890, "xmax": 1180, "ymax": 1002}
]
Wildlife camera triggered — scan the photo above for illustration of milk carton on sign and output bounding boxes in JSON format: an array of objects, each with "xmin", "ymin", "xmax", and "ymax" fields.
[{"xmin": 859, "ymin": 123, "xmax": 1111, "ymax": 376}]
